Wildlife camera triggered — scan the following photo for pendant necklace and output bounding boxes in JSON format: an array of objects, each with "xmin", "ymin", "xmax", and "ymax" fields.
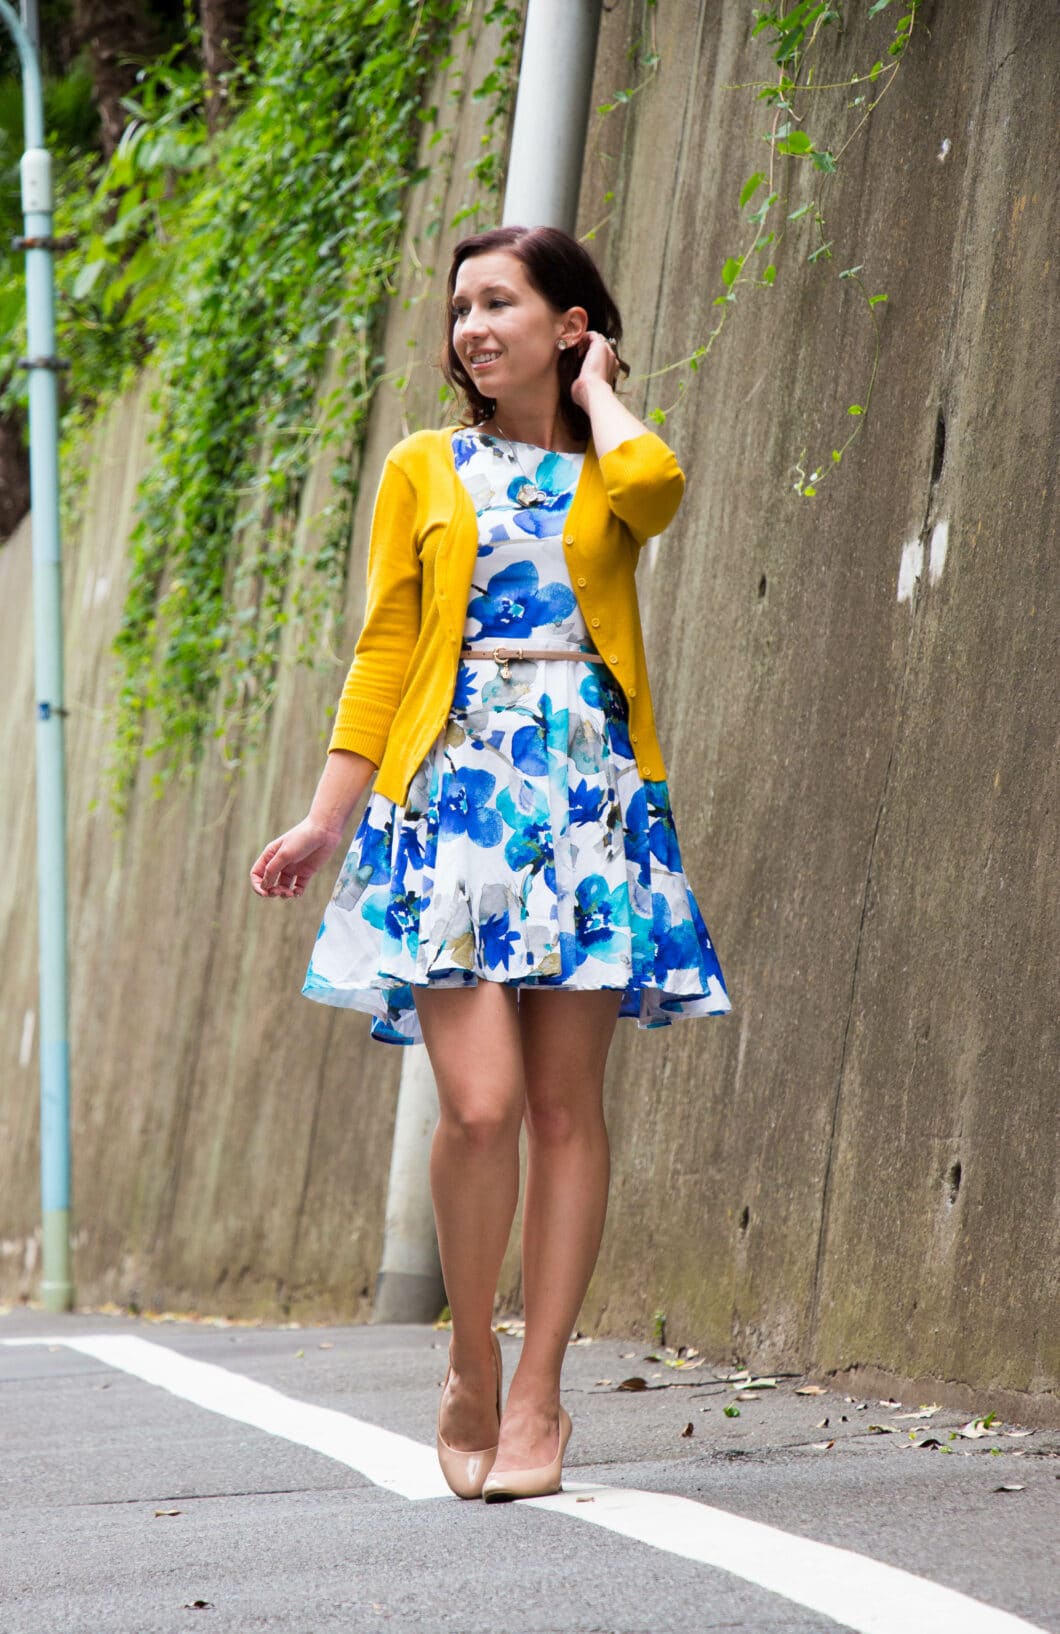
[{"xmin": 491, "ymin": 419, "xmax": 548, "ymax": 508}]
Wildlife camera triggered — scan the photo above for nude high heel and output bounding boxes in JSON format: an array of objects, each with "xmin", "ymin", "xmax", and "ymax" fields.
[
  {"xmin": 481, "ymin": 1404, "xmax": 572, "ymax": 1502},
  {"xmin": 436, "ymin": 1329, "xmax": 503, "ymax": 1499}
]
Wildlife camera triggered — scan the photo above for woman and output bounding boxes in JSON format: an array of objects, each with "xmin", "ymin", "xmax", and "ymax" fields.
[{"xmin": 250, "ymin": 225, "xmax": 730, "ymax": 1502}]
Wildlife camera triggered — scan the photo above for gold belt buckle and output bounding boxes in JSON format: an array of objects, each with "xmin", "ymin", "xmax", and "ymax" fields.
[{"xmin": 493, "ymin": 644, "xmax": 518, "ymax": 680}]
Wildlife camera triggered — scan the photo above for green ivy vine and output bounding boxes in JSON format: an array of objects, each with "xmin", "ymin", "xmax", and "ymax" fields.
[
  {"xmin": 0, "ymin": 1, "xmax": 521, "ymax": 810},
  {"xmin": 640, "ymin": 0, "xmax": 921, "ymax": 497},
  {"xmin": 105, "ymin": 0, "xmax": 521, "ymax": 808}
]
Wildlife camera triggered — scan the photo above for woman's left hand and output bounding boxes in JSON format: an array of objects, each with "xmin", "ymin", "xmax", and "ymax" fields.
[{"xmin": 570, "ymin": 330, "xmax": 620, "ymax": 410}]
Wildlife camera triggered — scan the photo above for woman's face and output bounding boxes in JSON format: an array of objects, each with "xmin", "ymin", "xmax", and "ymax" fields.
[{"xmin": 450, "ymin": 250, "xmax": 585, "ymax": 406}]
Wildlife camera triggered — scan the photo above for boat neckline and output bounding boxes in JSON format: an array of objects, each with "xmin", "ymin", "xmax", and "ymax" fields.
[{"xmin": 458, "ymin": 428, "xmax": 588, "ymax": 456}]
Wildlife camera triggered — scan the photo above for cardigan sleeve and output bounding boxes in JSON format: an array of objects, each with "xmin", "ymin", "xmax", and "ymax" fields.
[
  {"xmin": 327, "ymin": 455, "xmax": 422, "ymax": 764},
  {"xmin": 598, "ymin": 431, "xmax": 685, "ymax": 545}
]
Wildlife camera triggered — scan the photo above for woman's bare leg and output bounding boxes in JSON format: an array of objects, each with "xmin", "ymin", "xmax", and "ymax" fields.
[
  {"xmin": 491, "ymin": 988, "xmax": 623, "ymax": 1474},
  {"xmin": 414, "ymin": 981, "xmax": 526, "ymax": 1452}
]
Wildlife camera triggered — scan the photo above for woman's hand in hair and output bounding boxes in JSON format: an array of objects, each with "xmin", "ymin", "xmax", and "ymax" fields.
[
  {"xmin": 572, "ymin": 331, "xmax": 653, "ymax": 457},
  {"xmin": 570, "ymin": 330, "xmax": 621, "ymax": 410}
]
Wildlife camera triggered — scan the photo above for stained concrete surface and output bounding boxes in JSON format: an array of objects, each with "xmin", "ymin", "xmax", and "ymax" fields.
[{"xmin": 0, "ymin": 0, "xmax": 1057, "ymax": 1415}]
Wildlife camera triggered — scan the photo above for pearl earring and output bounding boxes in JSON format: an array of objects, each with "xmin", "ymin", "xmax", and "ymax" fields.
[{"xmin": 557, "ymin": 339, "xmax": 568, "ymax": 351}]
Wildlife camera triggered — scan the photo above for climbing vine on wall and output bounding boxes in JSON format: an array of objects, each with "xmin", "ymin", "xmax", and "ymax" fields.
[
  {"xmin": 0, "ymin": 1, "xmax": 522, "ymax": 809},
  {"xmin": 96, "ymin": 0, "xmax": 521, "ymax": 809},
  {"xmin": 641, "ymin": 0, "xmax": 921, "ymax": 498}
]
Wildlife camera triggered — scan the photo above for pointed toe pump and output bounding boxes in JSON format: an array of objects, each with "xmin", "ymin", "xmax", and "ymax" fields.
[
  {"xmin": 481, "ymin": 1404, "xmax": 572, "ymax": 1503},
  {"xmin": 436, "ymin": 1328, "xmax": 503, "ymax": 1499}
]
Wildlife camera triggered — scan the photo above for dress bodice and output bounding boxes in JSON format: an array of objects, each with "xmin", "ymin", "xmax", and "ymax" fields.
[{"xmin": 452, "ymin": 429, "xmax": 589, "ymax": 650}]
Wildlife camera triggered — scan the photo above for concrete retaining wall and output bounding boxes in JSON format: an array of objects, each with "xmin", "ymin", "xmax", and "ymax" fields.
[{"xmin": 1, "ymin": 0, "xmax": 1056, "ymax": 1417}]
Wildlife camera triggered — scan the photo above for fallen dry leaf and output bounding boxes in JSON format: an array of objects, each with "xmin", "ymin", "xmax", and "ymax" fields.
[
  {"xmin": 595, "ymin": 1378, "xmax": 613, "ymax": 1387},
  {"xmin": 795, "ymin": 1385, "xmax": 827, "ymax": 1396},
  {"xmin": 617, "ymin": 1376, "xmax": 649, "ymax": 1392},
  {"xmin": 318, "ymin": 1342, "xmax": 334, "ymax": 1350},
  {"xmin": 810, "ymin": 1440, "xmax": 835, "ymax": 1450},
  {"xmin": 994, "ymin": 1483, "xmax": 1025, "ymax": 1493},
  {"xmin": 957, "ymin": 1416, "xmax": 999, "ymax": 1439},
  {"xmin": 867, "ymin": 1425, "xmax": 897, "ymax": 1435},
  {"xmin": 816, "ymin": 1417, "xmax": 830, "ymax": 1429},
  {"xmin": 575, "ymin": 1495, "xmax": 595, "ymax": 1503},
  {"xmin": 895, "ymin": 1404, "xmax": 941, "ymax": 1419},
  {"xmin": 878, "ymin": 1399, "xmax": 902, "ymax": 1409},
  {"xmin": 154, "ymin": 1509, "xmax": 181, "ymax": 1518},
  {"xmin": 681, "ymin": 1422, "xmax": 694, "ymax": 1438},
  {"xmin": 183, "ymin": 1601, "xmax": 212, "ymax": 1611}
]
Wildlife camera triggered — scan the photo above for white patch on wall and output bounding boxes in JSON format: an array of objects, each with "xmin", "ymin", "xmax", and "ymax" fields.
[
  {"xmin": 929, "ymin": 519, "xmax": 949, "ymax": 584},
  {"xmin": 81, "ymin": 569, "xmax": 111, "ymax": 610},
  {"xmin": 897, "ymin": 539, "xmax": 923, "ymax": 603},
  {"xmin": 19, "ymin": 1009, "xmax": 36, "ymax": 1068}
]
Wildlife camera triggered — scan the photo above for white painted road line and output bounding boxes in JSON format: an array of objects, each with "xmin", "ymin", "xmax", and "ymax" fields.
[
  {"xmin": 3, "ymin": 1333, "xmax": 449, "ymax": 1501},
  {"xmin": 527, "ymin": 1486, "xmax": 1048, "ymax": 1634},
  {"xmin": 4, "ymin": 1335, "xmax": 1049, "ymax": 1634}
]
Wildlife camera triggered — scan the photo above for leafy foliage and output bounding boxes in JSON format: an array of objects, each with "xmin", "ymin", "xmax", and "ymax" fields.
[
  {"xmin": 3, "ymin": 0, "xmax": 519, "ymax": 808},
  {"xmin": 643, "ymin": 1, "xmax": 921, "ymax": 497}
]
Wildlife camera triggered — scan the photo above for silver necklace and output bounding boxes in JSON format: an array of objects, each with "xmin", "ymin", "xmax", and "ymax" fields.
[{"xmin": 490, "ymin": 420, "xmax": 547, "ymax": 508}]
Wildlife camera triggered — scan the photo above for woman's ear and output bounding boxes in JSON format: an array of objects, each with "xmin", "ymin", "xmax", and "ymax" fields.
[{"xmin": 558, "ymin": 306, "xmax": 589, "ymax": 348}]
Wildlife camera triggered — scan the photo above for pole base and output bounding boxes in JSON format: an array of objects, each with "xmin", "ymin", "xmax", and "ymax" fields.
[
  {"xmin": 372, "ymin": 1268, "xmax": 445, "ymax": 1325},
  {"xmin": 41, "ymin": 1208, "xmax": 73, "ymax": 1311}
]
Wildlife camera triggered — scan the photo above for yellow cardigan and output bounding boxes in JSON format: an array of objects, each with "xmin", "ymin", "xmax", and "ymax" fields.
[{"xmin": 328, "ymin": 426, "xmax": 685, "ymax": 805}]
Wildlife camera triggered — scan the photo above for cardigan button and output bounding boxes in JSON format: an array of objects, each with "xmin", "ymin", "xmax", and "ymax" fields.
[
  {"xmin": 628, "ymin": 686, "xmax": 637, "ymax": 698},
  {"xmin": 631, "ymin": 732, "xmax": 639, "ymax": 744},
  {"xmin": 563, "ymin": 533, "xmax": 574, "ymax": 545},
  {"xmin": 590, "ymin": 617, "xmax": 600, "ymax": 628},
  {"xmin": 609, "ymin": 653, "xmax": 619, "ymax": 664},
  {"xmin": 576, "ymin": 576, "xmax": 587, "ymax": 587}
]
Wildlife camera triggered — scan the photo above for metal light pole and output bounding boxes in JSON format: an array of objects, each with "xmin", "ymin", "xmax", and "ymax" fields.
[
  {"xmin": 2, "ymin": 0, "xmax": 73, "ymax": 1309},
  {"xmin": 502, "ymin": 0, "xmax": 602, "ymax": 232}
]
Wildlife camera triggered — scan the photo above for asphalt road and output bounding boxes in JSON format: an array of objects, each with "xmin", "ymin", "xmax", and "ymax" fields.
[{"xmin": 1, "ymin": 1307, "xmax": 1057, "ymax": 1634}]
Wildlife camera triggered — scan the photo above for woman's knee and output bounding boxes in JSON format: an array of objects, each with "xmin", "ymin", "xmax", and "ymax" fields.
[
  {"xmin": 436, "ymin": 1090, "xmax": 522, "ymax": 1155},
  {"xmin": 523, "ymin": 1085, "xmax": 606, "ymax": 1148}
]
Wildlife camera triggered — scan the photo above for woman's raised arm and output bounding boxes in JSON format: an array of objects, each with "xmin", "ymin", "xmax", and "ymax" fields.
[{"xmin": 571, "ymin": 330, "xmax": 653, "ymax": 455}]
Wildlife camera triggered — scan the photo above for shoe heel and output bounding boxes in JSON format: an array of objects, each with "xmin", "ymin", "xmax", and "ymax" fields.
[{"xmin": 436, "ymin": 1329, "xmax": 503, "ymax": 1500}]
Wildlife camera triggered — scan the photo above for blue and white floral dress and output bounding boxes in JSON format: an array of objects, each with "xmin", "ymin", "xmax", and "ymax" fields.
[{"xmin": 303, "ymin": 429, "xmax": 730, "ymax": 1044}]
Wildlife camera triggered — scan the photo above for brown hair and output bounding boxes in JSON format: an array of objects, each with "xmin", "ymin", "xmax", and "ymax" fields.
[{"xmin": 441, "ymin": 225, "xmax": 629, "ymax": 444}]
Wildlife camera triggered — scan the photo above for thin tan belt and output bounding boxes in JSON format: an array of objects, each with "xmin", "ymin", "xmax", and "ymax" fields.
[{"xmin": 460, "ymin": 644, "xmax": 604, "ymax": 664}]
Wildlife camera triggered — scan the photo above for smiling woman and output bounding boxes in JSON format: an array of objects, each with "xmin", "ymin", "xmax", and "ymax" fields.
[
  {"xmin": 249, "ymin": 224, "xmax": 730, "ymax": 1507},
  {"xmin": 443, "ymin": 227, "xmax": 630, "ymax": 454}
]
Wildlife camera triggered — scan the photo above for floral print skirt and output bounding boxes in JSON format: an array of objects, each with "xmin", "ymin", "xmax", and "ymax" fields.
[{"xmin": 302, "ymin": 655, "xmax": 730, "ymax": 1044}]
